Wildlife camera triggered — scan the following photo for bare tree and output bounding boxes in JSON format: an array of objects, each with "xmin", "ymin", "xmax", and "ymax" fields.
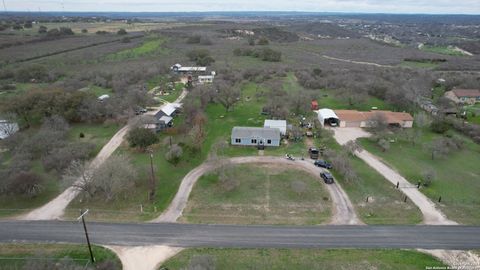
[
  {"xmin": 344, "ymin": 140, "xmax": 362, "ymax": 155},
  {"xmin": 423, "ymin": 138, "xmax": 450, "ymax": 160},
  {"xmin": 422, "ymin": 169, "xmax": 436, "ymax": 187},
  {"xmin": 377, "ymin": 138, "xmax": 390, "ymax": 152},
  {"xmin": 215, "ymin": 80, "xmax": 241, "ymax": 112},
  {"xmin": 62, "ymin": 160, "xmax": 95, "ymax": 198},
  {"xmin": 92, "ymin": 155, "xmax": 137, "ymax": 201}
]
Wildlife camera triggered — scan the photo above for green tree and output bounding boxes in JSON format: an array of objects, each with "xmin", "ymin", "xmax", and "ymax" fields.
[{"xmin": 127, "ymin": 128, "xmax": 159, "ymax": 151}]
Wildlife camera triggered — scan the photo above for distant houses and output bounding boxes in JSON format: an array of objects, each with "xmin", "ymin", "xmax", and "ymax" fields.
[
  {"xmin": 171, "ymin": 63, "xmax": 216, "ymax": 85},
  {"xmin": 444, "ymin": 89, "xmax": 480, "ymax": 105},
  {"xmin": 149, "ymin": 103, "xmax": 182, "ymax": 133}
]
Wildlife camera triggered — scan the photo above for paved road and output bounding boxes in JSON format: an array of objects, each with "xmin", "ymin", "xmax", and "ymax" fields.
[
  {"xmin": 1, "ymin": 221, "xmax": 479, "ymax": 250},
  {"xmin": 153, "ymin": 156, "xmax": 361, "ymax": 225}
]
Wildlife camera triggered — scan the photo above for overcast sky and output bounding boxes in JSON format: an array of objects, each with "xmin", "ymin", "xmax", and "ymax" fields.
[{"xmin": 4, "ymin": 0, "xmax": 480, "ymax": 14}]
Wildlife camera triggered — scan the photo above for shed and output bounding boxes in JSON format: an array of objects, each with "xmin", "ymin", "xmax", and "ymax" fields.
[
  {"xmin": 264, "ymin": 120, "xmax": 287, "ymax": 136},
  {"xmin": 0, "ymin": 120, "xmax": 19, "ymax": 140},
  {"xmin": 317, "ymin": 109, "xmax": 340, "ymax": 127},
  {"xmin": 231, "ymin": 127, "xmax": 280, "ymax": 147}
]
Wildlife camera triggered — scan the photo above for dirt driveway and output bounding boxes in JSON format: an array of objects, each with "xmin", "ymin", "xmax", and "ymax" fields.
[
  {"xmin": 19, "ymin": 90, "xmax": 188, "ymax": 221},
  {"xmin": 152, "ymin": 156, "xmax": 362, "ymax": 225}
]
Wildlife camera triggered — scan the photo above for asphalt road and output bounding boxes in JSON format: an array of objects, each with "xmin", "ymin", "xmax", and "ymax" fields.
[{"xmin": 1, "ymin": 221, "xmax": 480, "ymax": 250}]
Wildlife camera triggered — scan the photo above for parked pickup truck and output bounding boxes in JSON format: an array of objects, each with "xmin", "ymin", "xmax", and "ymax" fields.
[{"xmin": 308, "ymin": 147, "xmax": 319, "ymax": 159}]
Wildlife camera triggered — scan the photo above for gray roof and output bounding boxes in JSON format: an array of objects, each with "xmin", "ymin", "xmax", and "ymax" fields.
[{"xmin": 232, "ymin": 127, "xmax": 280, "ymax": 139}]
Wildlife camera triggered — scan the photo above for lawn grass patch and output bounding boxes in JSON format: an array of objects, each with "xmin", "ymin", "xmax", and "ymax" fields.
[
  {"xmin": 400, "ymin": 60, "xmax": 439, "ymax": 69},
  {"xmin": 319, "ymin": 136, "xmax": 422, "ymax": 224},
  {"xmin": 162, "ymin": 248, "xmax": 445, "ymax": 270},
  {"xmin": 358, "ymin": 130, "xmax": 480, "ymax": 224},
  {"xmin": 0, "ymin": 243, "xmax": 120, "ymax": 268},
  {"xmin": 421, "ymin": 45, "xmax": 466, "ymax": 56},
  {"xmin": 181, "ymin": 164, "xmax": 332, "ymax": 225},
  {"xmin": 104, "ymin": 35, "xmax": 168, "ymax": 61},
  {"xmin": 68, "ymin": 122, "xmax": 121, "ymax": 154}
]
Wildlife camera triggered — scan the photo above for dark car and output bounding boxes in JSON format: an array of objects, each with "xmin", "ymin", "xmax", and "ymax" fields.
[
  {"xmin": 320, "ymin": 172, "xmax": 334, "ymax": 184},
  {"xmin": 314, "ymin": 159, "xmax": 332, "ymax": 169}
]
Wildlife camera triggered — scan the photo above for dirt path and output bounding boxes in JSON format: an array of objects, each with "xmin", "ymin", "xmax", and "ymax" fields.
[
  {"xmin": 322, "ymin": 55, "xmax": 394, "ymax": 68},
  {"xmin": 105, "ymin": 245, "xmax": 183, "ymax": 270},
  {"xmin": 152, "ymin": 156, "xmax": 362, "ymax": 225},
  {"xmin": 331, "ymin": 128, "xmax": 480, "ymax": 270},
  {"xmin": 19, "ymin": 90, "xmax": 188, "ymax": 221},
  {"xmin": 331, "ymin": 127, "xmax": 455, "ymax": 225}
]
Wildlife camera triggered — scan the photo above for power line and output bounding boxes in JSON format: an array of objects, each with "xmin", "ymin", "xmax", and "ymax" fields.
[{"xmin": 2, "ymin": 0, "xmax": 7, "ymax": 13}]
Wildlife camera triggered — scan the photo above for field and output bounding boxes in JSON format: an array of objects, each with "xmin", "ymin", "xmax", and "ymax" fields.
[
  {"xmin": 421, "ymin": 45, "xmax": 468, "ymax": 56},
  {"xmin": 180, "ymin": 164, "xmax": 332, "ymax": 225},
  {"xmin": 162, "ymin": 248, "xmax": 445, "ymax": 270},
  {"xmin": 0, "ymin": 243, "xmax": 120, "ymax": 268},
  {"xmin": 358, "ymin": 130, "xmax": 480, "ymax": 225},
  {"xmin": 103, "ymin": 36, "xmax": 168, "ymax": 61}
]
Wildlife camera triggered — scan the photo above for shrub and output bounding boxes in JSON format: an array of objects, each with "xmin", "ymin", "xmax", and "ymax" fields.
[
  {"xmin": 14, "ymin": 64, "xmax": 49, "ymax": 82},
  {"xmin": 165, "ymin": 144, "xmax": 183, "ymax": 165},
  {"xmin": 430, "ymin": 119, "xmax": 451, "ymax": 134},
  {"xmin": 257, "ymin": 37, "xmax": 269, "ymax": 45},
  {"xmin": 7, "ymin": 172, "xmax": 43, "ymax": 197},
  {"xmin": 81, "ymin": 28, "xmax": 88, "ymax": 33},
  {"xmin": 117, "ymin": 28, "xmax": 127, "ymax": 35},
  {"xmin": 38, "ymin": 25, "xmax": 47, "ymax": 34},
  {"xmin": 127, "ymin": 128, "xmax": 159, "ymax": 151}
]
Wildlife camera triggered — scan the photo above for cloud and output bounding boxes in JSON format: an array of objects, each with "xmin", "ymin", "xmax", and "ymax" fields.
[{"xmin": 4, "ymin": 0, "xmax": 480, "ymax": 14}]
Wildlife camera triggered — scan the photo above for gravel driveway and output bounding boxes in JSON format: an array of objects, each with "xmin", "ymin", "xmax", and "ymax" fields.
[{"xmin": 152, "ymin": 156, "xmax": 362, "ymax": 225}]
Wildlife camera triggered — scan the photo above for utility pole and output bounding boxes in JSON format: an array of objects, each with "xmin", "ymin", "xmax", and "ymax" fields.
[
  {"xmin": 77, "ymin": 209, "xmax": 95, "ymax": 263},
  {"xmin": 2, "ymin": 0, "xmax": 7, "ymax": 13},
  {"xmin": 149, "ymin": 152, "xmax": 156, "ymax": 201}
]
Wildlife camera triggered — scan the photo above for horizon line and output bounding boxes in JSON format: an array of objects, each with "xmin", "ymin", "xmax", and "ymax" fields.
[{"xmin": 1, "ymin": 10, "xmax": 480, "ymax": 16}]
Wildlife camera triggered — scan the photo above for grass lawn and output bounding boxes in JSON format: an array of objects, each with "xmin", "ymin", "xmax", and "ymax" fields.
[
  {"xmin": 400, "ymin": 60, "xmax": 439, "ymax": 69},
  {"xmin": 162, "ymin": 248, "xmax": 445, "ymax": 270},
  {"xmin": 464, "ymin": 103, "xmax": 480, "ymax": 125},
  {"xmin": 318, "ymin": 135, "xmax": 422, "ymax": 225},
  {"xmin": 89, "ymin": 85, "xmax": 113, "ymax": 97},
  {"xmin": 103, "ymin": 35, "xmax": 168, "ymax": 61},
  {"xmin": 67, "ymin": 122, "xmax": 121, "ymax": 154},
  {"xmin": 180, "ymin": 164, "xmax": 332, "ymax": 225},
  {"xmin": 421, "ymin": 45, "xmax": 466, "ymax": 56},
  {"xmin": 0, "ymin": 243, "xmax": 120, "ymax": 269},
  {"xmin": 358, "ymin": 130, "xmax": 480, "ymax": 224}
]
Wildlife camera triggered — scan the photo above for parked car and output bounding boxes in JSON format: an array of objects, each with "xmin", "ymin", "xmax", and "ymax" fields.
[
  {"xmin": 135, "ymin": 107, "xmax": 148, "ymax": 115},
  {"xmin": 308, "ymin": 147, "xmax": 319, "ymax": 159},
  {"xmin": 320, "ymin": 172, "xmax": 334, "ymax": 184},
  {"xmin": 285, "ymin": 154, "xmax": 295, "ymax": 161},
  {"xmin": 314, "ymin": 159, "xmax": 332, "ymax": 169}
]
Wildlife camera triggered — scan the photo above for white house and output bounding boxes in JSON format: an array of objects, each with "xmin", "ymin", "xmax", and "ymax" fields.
[
  {"xmin": 263, "ymin": 119, "xmax": 287, "ymax": 136},
  {"xmin": 0, "ymin": 120, "xmax": 19, "ymax": 140},
  {"xmin": 231, "ymin": 127, "xmax": 280, "ymax": 147}
]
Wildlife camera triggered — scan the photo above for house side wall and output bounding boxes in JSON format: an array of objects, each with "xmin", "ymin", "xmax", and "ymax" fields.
[
  {"xmin": 445, "ymin": 91, "xmax": 460, "ymax": 103},
  {"xmin": 231, "ymin": 136, "xmax": 280, "ymax": 147}
]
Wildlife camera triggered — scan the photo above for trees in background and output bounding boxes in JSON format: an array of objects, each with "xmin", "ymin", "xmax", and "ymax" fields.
[{"xmin": 186, "ymin": 49, "xmax": 215, "ymax": 66}]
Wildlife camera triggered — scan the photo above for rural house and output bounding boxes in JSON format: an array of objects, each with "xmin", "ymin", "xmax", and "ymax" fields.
[
  {"xmin": 231, "ymin": 127, "xmax": 281, "ymax": 147},
  {"xmin": 444, "ymin": 89, "xmax": 480, "ymax": 105},
  {"xmin": 264, "ymin": 119, "xmax": 287, "ymax": 136}
]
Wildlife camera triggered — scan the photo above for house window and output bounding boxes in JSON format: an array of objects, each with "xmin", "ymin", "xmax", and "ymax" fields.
[
  {"xmin": 251, "ymin": 139, "xmax": 257, "ymax": 144},
  {"xmin": 235, "ymin": 138, "xmax": 241, "ymax": 143},
  {"xmin": 267, "ymin": 139, "xmax": 272, "ymax": 144}
]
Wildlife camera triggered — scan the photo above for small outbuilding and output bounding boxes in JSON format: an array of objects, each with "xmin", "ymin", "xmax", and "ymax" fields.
[
  {"xmin": 317, "ymin": 109, "xmax": 340, "ymax": 127},
  {"xmin": 231, "ymin": 127, "xmax": 280, "ymax": 147},
  {"xmin": 264, "ymin": 119, "xmax": 287, "ymax": 136},
  {"xmin": 0, "ymin": 120, "xmax": 19, "ymax": 140}
]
